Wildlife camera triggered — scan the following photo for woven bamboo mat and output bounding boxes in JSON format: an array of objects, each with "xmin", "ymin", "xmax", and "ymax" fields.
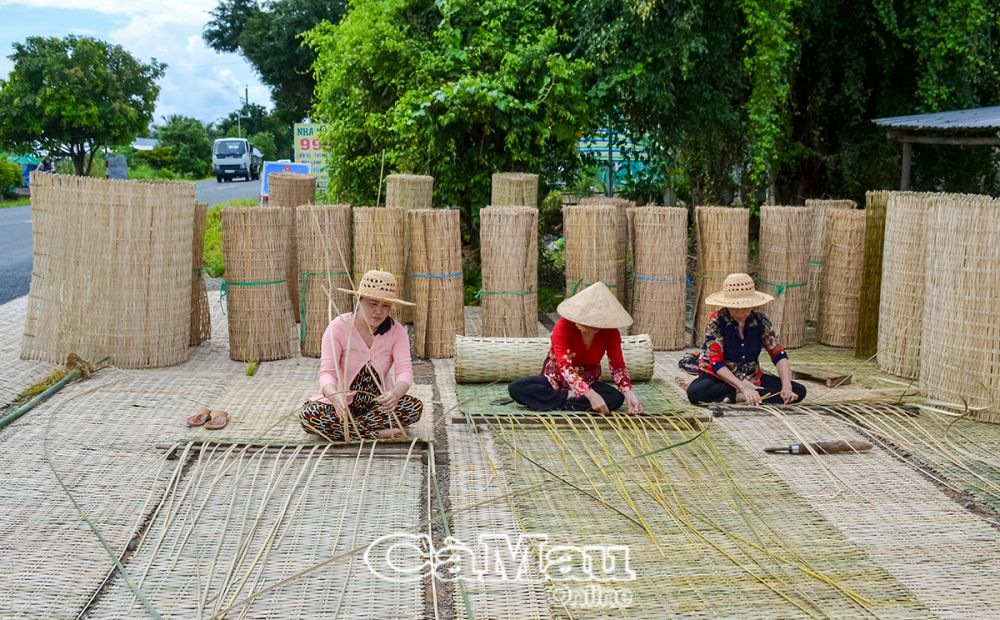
[
  {"xmin": 464, "ymin": 305, "xmax": 549, "ymax": 337},
  {"xmin": 0, "ymin": 296, "xmax": 54, "ymax": 407},
  {"xmin": 719, "ymin": 413, "xmax": 1000, "ymax": 618},
  {"xmin": 85, "ymin": 443, "xmax": 426, "ymax": 619}
]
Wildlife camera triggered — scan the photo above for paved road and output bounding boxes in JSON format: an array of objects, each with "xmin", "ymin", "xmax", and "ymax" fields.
[{"xmin": 0, "ymin": 178, "xmax": 262, "ymax": 305}]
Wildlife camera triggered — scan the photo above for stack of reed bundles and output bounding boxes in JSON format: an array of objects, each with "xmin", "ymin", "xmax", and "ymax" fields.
[
  {"xmin": 21, "ymin": 174, "xmax": 194, "ymax": 368},
  {"xmin": 352, "ymin": 207, "xmax": 408, "ymax": 320},
  {"xmin": 806, "ymin": 199, "xmax": 857, "ymax": 322},
  {"xmin": 296, "ymin": 205, "xmax": 353, "ymax": 357},
  {"xmin": 563, "ymin": 204, "xmax": 621, "ymax": 299},
  {"xmin": 385, "ymin": 174, "xmax": 433, "ymax": 209},
  {"xmin": 479, "ymin": 206, "xmax": 538, "ymax": 337},
  {"xmin": 817, "ymin": 209, "xmax": 866, "ymax": 347},
  {"xmin": 920, "ymin": 194, "xmax": 1000, "ymax": 422},
  {"xmin": 757, "ymin": 206, "xmax": 811, "ymax": 348},
  {"xmin": 579, "ymin": 195, "xmax": 633, "ymax": 305},
  {"xmin": 854, "ymin": 190, "xmax": 892, "ymax": 357},
  {"xmin": 268, "ymin": 173, "xmax": 317, "ymax": 323},
  {"xmin": 190, "ymin": 201, "xmax": 211, "ymax": 346},
  {"xmin": 409, "ymin": 209, "xmax": 464, "ymax": 357},
  {"xmin": 630, "ymin": 207, "xmax": 687, "ymax": 349},
  {"xmin": 490, "ymin": 173, "xmax": 539, "ymax": 207},
  {"xmin": 221, "ymin": 207, "xmax": 297, "ymax": 361},
  {"xmin": 693, "ymin": 206, "xmax": 749, "ymax": 345}
]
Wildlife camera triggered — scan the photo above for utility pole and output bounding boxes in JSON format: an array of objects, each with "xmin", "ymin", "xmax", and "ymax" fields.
[{"xmin": 236, "ymin": 85, "xmax": 250, "ymax": 137}]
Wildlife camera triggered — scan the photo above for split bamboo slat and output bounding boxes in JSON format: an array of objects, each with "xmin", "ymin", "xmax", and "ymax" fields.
[
  {"xmin": 854, "ymin": 191, "xmax": 891, "ymax": 358},
  {"xmin": 579, "ymin": 196, "xmax": 633, "ymax": 305},
  {"xmin": 479, "ymin": 206, "xmax": 538, "ymax": 337},
  {"xmin": 693, "ymin": 206, "xmax": 749, "ymax": 345},
  {"xmin": 631, "ymin": 206, "xmax": 687, "ymax": 350},
  {"xmin": 352, "ymin": 207, "xmax": 408, "ymax": 321},
  {"xmin": 21, "ymin": 174, "xmax": 194, "ymax": 368},
  {"xmin": 806, "ymin": 199, "xmax": 856, "ymax": 322},
  {"xmin": 268, "ymin": 172, "xmax": 317, "ymax": 323},
  {"xmin": 190, "ymin": 201, "xmax": 211, "ymax": 346},
  {"xmin": 385, "ymin": 174, "xmax": 432, "ymax": 323},
  {"xmin": 296, "ymin": 205, "xmax": 352, "ymax": 357},
  {"xmin": 409, "ymin": 209, "xmax": 464, "ymax": 358},
  {"xmin": 921, "ymin": 194, "xmax": 1000, "ymax": 422},
  {"xmin": 221, "ymin": 207, "xmax": 297, "ymax": 361},
  {"xmin": 817, "ymin": 209, "xmax": 866, "ymax": 347},
  {"xmin": 490, "ymin": 172, "xmax": 539, "ymax": 208},
  {"xmin": 563, "ymin": 204, "xmax": 623, "ymax": 302},
  {"xmin": 757, "ymin": 206, "xmax": 811, "ymax": 348}
]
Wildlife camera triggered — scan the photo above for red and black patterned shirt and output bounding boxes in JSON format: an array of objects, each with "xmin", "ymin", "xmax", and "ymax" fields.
[
  {"xmin": 542, "ymin": 318, "xmax": 633, "ymax": 397},
  {"xmin": 699, "ymin": 309, "xmax": 787, "ymax": 384}
]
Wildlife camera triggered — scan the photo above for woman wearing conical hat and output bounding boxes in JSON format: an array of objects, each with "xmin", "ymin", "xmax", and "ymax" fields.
[
  {"xmin": 299, "ymin": 270, "xmax": 423, "ymax": 440},
  {"xmin": 687, "ymin": 273, "xmax": 807, "ymax": 406},
  {"xmin": 508, "ymin": 282, "xmax": 644, "ymax": 414}
]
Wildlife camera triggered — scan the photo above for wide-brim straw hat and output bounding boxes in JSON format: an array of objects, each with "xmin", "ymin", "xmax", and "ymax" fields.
[
  {"xmin": 337, "ymin": 270, "xmax": 416, "ymax": 306},
  {"xmin": 704, "ymin": 273, "xmax": 773, "ymax": 308},
  {"xmin": 557, "ymin": 281, "xmax": 633, "ymax": 329}
]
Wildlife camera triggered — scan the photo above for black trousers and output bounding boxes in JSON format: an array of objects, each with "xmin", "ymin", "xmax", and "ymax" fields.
[
  {"xmin": 687, "ymin": 372, "xmax": 807, "ymax": 405},
  {"xmin": 508, "ymin": 375, "xmax": 626, "ymax": 412}
]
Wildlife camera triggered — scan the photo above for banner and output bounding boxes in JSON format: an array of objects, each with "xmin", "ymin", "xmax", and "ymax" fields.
[
  {"xmin": 260, "ymin": 160, "xmax": 311, "ymax": 197},
  {"xmin": 293, "ymin": 123, "xmax": 329, "ymax": 191}
]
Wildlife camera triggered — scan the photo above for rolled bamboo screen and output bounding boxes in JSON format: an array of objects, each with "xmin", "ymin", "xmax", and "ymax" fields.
[
  {"xmin": 190, "ymin": 201, "xmax": 211, "ymax": 346},
  {"xmin": 806, "ymin": 199, "xmax": 856, "ymax": 322},
  {"xmin": 352, "ymin": 207, "xmax": 408, "ymax": 321},
  {"xmin": 693, "ymin": 206, "xmax": 749, "ymax": 345},
  {"xmin": 757, "ymin": 206, "xmax": 811, "ymax": 348},
  {"xmin": 385, "ymin": 174, "xmax": 433, "ymax": 209},
  {"xmin": 479, "ymin": 206, "xmax": 538, "ymax": 337},
  {"xmin": 579, "ymin": 196, "xmax": 633, "ymax": 305},
  {"xmin": 490, "ymin": 173, "xmax": 539, "ymax": 207},
  {"xmin": 409, "ymin": 209, "xmax": 464, "ymax": 358},
  {"xmin": 221, "ymin": 207, "xmax": 297, "ymax": 361},
  {"xmin": 817, "ymin": 209, "xmax": 866, "ymax": 347},
  {"xmin": 563, "ymin": 204, "xmax": 622, "ymax": 300},
  {"xmin": 877, "ymin": 193, "xmax": 930, "ymax": 378},
  {"xmin": 268, "ymin": 173, "xmax": 317, "ymax": 323},
  {"xmin": 630, "ymin": 207, "xmax": 687, "ymax": 350},
  {"xmin": 854, "ymin": 191, "xmax": 891, "ymax": 358},
  {"xmin": 21, "ymin": 174, "xmax": 194, "ymax": 368},
  {"xmin": 920, "ymin": 195, "xmax": 1000, "ymax": 422},
  {"xmin": 296, "ymin": 205, "xmax": 353, "ymax": 357}
]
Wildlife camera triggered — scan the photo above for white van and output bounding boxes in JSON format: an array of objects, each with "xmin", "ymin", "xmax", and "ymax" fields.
[{"xmin": 212, "ymin": 138, "xmax": 262, "ymax": 182}]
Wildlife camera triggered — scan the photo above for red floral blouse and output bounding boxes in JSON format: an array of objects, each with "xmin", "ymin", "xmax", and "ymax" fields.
[{"xmin": 541, "ymin": 318, "xmax": 633, "ymax": 397}]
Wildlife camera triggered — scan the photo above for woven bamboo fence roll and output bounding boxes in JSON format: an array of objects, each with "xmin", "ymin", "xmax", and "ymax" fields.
[
  {"xmin": 757, "ymin": 206, "xmax": 811, "ymax": 348},
  {"xmin": 806, "ymin": 199, "xmax": 856, "ymax": 321},
  {"xmin": 409, "ymin": 209, "xmax": 464, "ymax": 358},
  {"xmin": 920, "ymin": 195, "xmax": 1000, "ymax": 422},
  {"xmin": 855, "ymin": 191, "xmax": 891, "ymax": 358},
  {"xmin": 563, "ymin": 204, "xmax": 624, "ymax": 303},
  {"xmin": 352, "ymin": 207, "xmax": 408, "ymax": 321},
  {"xmin": 454, "ymin": 334, "xmax": 654, "ymax": 383},
  {"xmin": 693, "ymin": 206, "xmax": 749, "ymax": 345},
  {"xmin": 269, "ymin": 173, "xmax": 317, "ymax": 323},
  {"xmin": 490, "ymin": 172, "xmax": 539, "ymax": 207},
  {"xmin": 630, "ymin": 207, "xmax": 687, "ymax": 349},
  {"xmin": 296, "ymin": 205, "xmax": 353, "ymax": 357},
  {"xmin": 21, "ymin": 174, "xmax": 195, "ymax": 367},
  {"xmin": 221, "ymin": 207, "xmax": 297, "ymax": 361},
  {"xmin": 480, "ymin": 206, "xmax": 538, "ymax": 337},
  {"xmin": 385, "ymin": 174, "xmax": 433, "ymax": 209},
  {"xmin": 190, "ymin": 201, "xmax": 211, "ymax": 346},
  {"xmin": 579, "ymin": 196, "xmax": 633, "ymax": 304},
  {"xmin": 817, "ymin": 209, "xmax": 866, "ymax": 347}
]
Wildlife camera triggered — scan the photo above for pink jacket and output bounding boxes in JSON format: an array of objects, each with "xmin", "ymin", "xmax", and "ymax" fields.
[{"xmin": 310, "ymin": 313, "xmax": 414, "ymax": 404}]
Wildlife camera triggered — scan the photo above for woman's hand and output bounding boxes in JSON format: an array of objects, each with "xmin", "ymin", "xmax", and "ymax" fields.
[
  {"xmin": 585, "ymin": 389, "xmax": 610, "ymax": 415},
  {"xmin": 740, "ymin": 381, "xmax": 762, "ymax": 406},
  {"xmin": 377, "ymin": 386, "xmax": 404, "ymax": 413},
  {"xmin": 780, "ymin": 383, "xmax": 799, "ymax": 404},
  {"xmin": 322, "ymin": 385, "xmax": 353, "ymax": 422},
  {"xmin": 624, "ymin": 389, "xmax": 644, "ymax": 414}
]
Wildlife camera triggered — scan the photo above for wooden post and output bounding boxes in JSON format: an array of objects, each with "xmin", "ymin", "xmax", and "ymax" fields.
[{"xmin": 900, "ymin": 141, "xmax": 912, "ymax": 190}]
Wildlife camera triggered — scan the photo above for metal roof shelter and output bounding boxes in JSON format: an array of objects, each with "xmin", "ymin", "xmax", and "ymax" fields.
[{"xmin": 873, "ymin": 106, "xmax": 1000, "ymax": 190}]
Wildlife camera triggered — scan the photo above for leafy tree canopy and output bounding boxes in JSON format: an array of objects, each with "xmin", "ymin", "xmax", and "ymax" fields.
[{"xmin": 155, "ymin": 115, "xmax": 213, "ymax": 178}]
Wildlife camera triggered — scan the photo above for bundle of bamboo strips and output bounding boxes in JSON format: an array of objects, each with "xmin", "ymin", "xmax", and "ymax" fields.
[
  {"xmin": 579, "ymin": 196, "xmax": 633, "ymax": 305},
  {"xmin": 563, "ymin": 204, "xmax": 622, "ymax": 300},
  {"xmin": 268, "ymin": 173, "xmax": 317, "ymax": 323},
  {"xmin": 854, "ymin": 191, "xmax": 891, "ymax": 357},
  {"xmin": 479, "ymin": 206, "xmax": 538, "ymax": 337},
  {"xmin": 296, "ymin": 205, "xmax": 352, "ymax": 357},
  {"xmin": 757, "ymin": 206, "xmax": 811, "ymax": 348},
  {"xmin": 190, "ymin": 201, "xmax": 211, "ymax": 346},
  {"xmin": 693, "ymin": 206, "xmax": 749, "ymax": 345},
  {"xmin": 21, "ymin": 174, "xmax": 194, "ymax": 368},
  {"xmin": 221, "ymin": 207, "xmax": 297, "ymax": 361},
  {"xmin": 490, "ymin": 173, "xmax": 539, "ymax": 207},
  {"xmin": 409, "ymin": 209, "xmax": 464, "ymax": 357},
  {"xmin": 385, "ymin": 174, "xmax": 433, "ymax": 209},
  {"xmin": 817, "ymin": 209, "xmax": 866, "ymax": 347},
  {"xmin": 630, "ymin": 207, "xmax": 687, "ymax": 349},
  {"xmin": 352, "ymin": 207, "xmax": 407, "ymax": 321},
  {"xmin": 806, "ymin": 199, "xmax": 856, "ymax": 322}
]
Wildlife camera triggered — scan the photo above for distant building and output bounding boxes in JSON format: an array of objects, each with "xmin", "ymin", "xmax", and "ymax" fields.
[{"xmin": 131, "ymin": 138, "xmax": 158, "ymax": 151}]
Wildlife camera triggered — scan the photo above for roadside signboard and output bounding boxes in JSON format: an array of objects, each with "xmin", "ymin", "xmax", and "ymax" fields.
[
  {"xmin": 260, "ymin": 161, "xmax": 311, "ymax": 197},
  {"xmin": 293, "ymin": 123, "xmax": 329, "ymax": 191},
  {"xmin": 106, "ymin": 155, "xmax": 128, "ymax": 180}
]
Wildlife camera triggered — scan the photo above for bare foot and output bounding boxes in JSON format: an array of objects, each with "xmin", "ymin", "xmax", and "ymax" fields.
[{"xmin": 377, "ymin": 427, "xmax": 408, "ymax": 440}]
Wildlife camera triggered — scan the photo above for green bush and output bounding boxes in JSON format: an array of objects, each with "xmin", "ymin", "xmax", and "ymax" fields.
[
  {"xmin": 203, "ymin": 198, "xmax": 259, "ymax": 277},
  {"xmin": 0, "ymin": 158, "xmax": 22, "ymax": 197}
]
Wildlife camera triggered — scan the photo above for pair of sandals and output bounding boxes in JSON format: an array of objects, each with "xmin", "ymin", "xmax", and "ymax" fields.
[{"xmin": 186, "ymin": 406, "xmax": 229, "ymax": 430}]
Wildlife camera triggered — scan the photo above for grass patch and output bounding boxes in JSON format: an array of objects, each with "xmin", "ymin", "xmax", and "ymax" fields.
[
  {"xmin": 0, "ymin": 197, "xmax": 30, "ymax": 208},
  {"xmin": 204, "ymin": 198, "xmax": 260, "ymax": 277}
]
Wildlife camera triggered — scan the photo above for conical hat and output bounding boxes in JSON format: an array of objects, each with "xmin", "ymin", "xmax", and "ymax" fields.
[{"xmin": 557, "ymin": 281, "xmax": 633, "ymax": 329}]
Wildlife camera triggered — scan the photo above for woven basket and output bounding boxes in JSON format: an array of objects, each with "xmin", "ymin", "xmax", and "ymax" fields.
[
  {"xmin": 490, "ymin": 173, "xmax": 539, "ymax": 208},
  {"xmin": 352, "ymin": 207, "xmax": 408, "ymax": 322},
  {"xmin": 693, "ymin": 206, "xmax": 749, "ymax": 345},
  {"xmin": 268, "ymin": 173, "xmax": 317, "ymax": 323},
  {"xmin": 563, "ymin": 204, "xmax": 624, "ymax": 302},
  {"xmin": 296, "ymin": 205, "xmax": 352, "ymax": 357},
  {"xmin": 221, "ymin": 207, "xmax": 297, "ymax": 361},
  {"xmin": 480, "ymin": 206, "xmax": 538, "ymax": 337},
  {"xmin": 190, "ymin": 201, "xmax": 211, "ymax": 346},
  {"xmin": 385, "ymin": 173, "xmax": 433, "ymax": 210},
  {"xmin": 578, "ymin": 197, "xmax": 633, "ymax": 304},
  {"xmin": 757, "ymin": 206, "xmax": 811, "ymax": 348},
  {"xmin": 409, "ymin": 209, "xmax": 464, "ymax": 358},
  {"xmin": 454, "ymin": 334, "xmax": 654, "ymax": 383},
  {"xmin": 855, "ymin": 191, "xmax": 891, "ymax": 357},
  {"xmin": 631, "ymin": 207, "xmax": 687, "ymax": 350},
  {"xmin": 817, "ymin": 209, "xmax": 865, "ymax": 347},
  {"xmin": 805, "ymin": 199, "xmax": 856, "ymax": 322}
]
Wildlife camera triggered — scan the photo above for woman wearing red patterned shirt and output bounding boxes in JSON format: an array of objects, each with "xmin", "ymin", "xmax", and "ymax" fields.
[
  {"xmin": 687, "ymin": 273, "xmax": 807, "ymax": 406},
  {"xmin": 508, "ymin": 282, "xmax": 644, "ymax": 414}
]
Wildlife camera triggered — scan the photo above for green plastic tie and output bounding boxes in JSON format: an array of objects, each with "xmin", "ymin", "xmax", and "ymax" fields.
[
  {"xmin": 299, "ymin": 271, "xmax": 349, "ymax": 342},
  {"xmin": 756, "ymin": 278, "xmax": 807, "ymax": 298}
]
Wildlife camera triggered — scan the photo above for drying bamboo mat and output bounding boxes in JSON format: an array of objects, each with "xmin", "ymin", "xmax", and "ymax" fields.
[
  {"xmin": 85, "ymin": 443, "xmax": 426, "ymax": 619},
  {"xmin": 0, "ymin": 296, "xmax": 55, "ymax": 407},
  {"xmin": 464, "ymin": 305, "xmax": 549, "ymax": 337},
  {"xmin": 719, "ymin": 413, "xmax": 1000, "ymax": 618}
]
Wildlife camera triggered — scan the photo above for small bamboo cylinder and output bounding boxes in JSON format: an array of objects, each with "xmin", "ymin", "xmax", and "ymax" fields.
[
  {"xmin": 268, "ymin": 172, "xmax": 317, "ymax": 323},
  {"xmin": 693, "ymin": 206, "xmax": 749, "ymax": 345},
  {"xmin": 563, "ymin": 204, "xmax": 622, "ymax": 300},
  {"xmin": 480, "ymin": 206, "xmax": 538, "ymax": 337},
  {"xmin": 854, "ymin": 191, "xmax": 891, "ymax": 357},
  {"xmin": 385, "ymin": 174, "xmax": 432, "ymax": 323},
  {"xmin": 579, "ymin": 196, "xmax": 632, "ymax": 305},
  {"xmin": 409, "ymin": 209, "xmax": 464, "ymax": 357},
  {"xmin": 630, "ymin": 207, "xmax": 687, "ymax": 349},
  {"xmin": 490, "ymin": 173, "xmax": 539, "ymax": 208},
  {"xmin": 190, "ymin": 201, "xmax": 211, "ymax": 346},
  {"xmin": 296, "ymin": 205, "xmax": 353, "ymax": 357},
  {"xmin": 817, "ymin": 209, "xmax": 866, "ymax": 347},
  {"xmin": 757, "ymin": 206, "xmax": 811, "ymax": 348},
  {"xmin": 352, "ymin": 207, "xmax": 408, "ymax": 321},
  {"xmin": 806, "ymin": 199, "xmax": 856, "ymax": 322}
]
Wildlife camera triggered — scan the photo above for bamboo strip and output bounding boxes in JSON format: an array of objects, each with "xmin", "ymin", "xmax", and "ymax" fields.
[
  {"xmin": 757, "ymin": 206, "xmax": 811, "ymax": 348},
  {"xmin": 490, "ymin": 173, "xmax": 539, "ymax": 208},
  {"xmin": 805, "ymin": 199, "xmax": 856, "ymax": 322},
  {"xmin": 817, "ymin": 209, "xmax": 865, "ymax": 347},
  {"xmin": 631, "ymin": 207, "xmax": 687, "ymax": 350},
  {"xmin": 854, "ymin": 191, "xmax": 890, "ymax": 358},
  {"xmin": 693, "ymin": 206, "xmax": 749, "ymax": 345},
  {"xmin": 563, "ymin": 204, "xmax": 623, "ymax": 302},
  {"xmin": 409, "ymin": 209, "xmax": 464, "ymax": 358},
  {"xmin": 268, "ymin": 173, "xmax": 317, "ymax": 323},
  {"xmin": 351, "ymin": 207, "xmax": 407, "ymax": 322},
  {"xmin": 296, "ymin": 205, "xmax": 352, "ymax": 357},
  {"xmin": 480, "ymin": 206, "xmax": 538, "ymax": 337},
  {"xmin": 191, "ymin": 201, "xmax": 211, "ymax": 346}
]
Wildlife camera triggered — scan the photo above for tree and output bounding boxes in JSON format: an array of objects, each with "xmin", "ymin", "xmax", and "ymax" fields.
[
  {"xmin": 0, "ymin": 36, "xmax": 165, "ymax": 176},
  {"xmin": 156, "ymin": 115, "xmax": 213, "ymax": 178},
  {"xmin": 248, "ymin": 131, "xmax": 277, "ymax": 160}
]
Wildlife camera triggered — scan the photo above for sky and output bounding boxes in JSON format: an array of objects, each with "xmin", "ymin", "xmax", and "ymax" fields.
[{"xmin": 0, "ymin": 0, "xmax": 272, "ymax": 132}]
